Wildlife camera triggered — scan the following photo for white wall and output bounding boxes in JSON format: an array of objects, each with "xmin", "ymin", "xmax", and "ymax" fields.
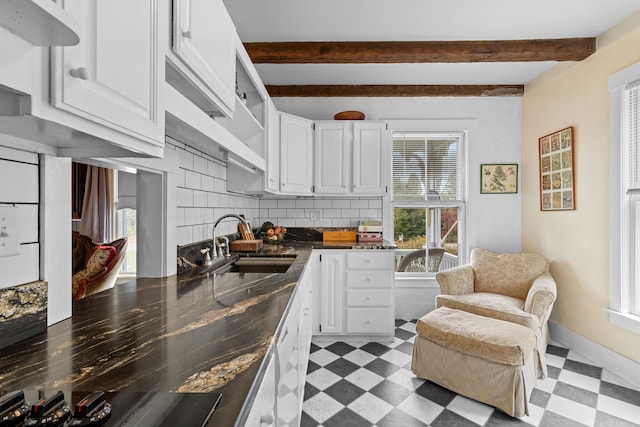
[{"xmin": 521, "ymin": 13, "xmax": 640, "ymax": 363}]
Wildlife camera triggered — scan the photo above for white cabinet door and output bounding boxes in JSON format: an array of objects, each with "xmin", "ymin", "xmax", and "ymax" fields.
[
  {"xmin": 317, "ymin": 252, "xmax": 344, "ymax": 335},
  {"xmin": 352, "ymin": 122, "xmax": 388, "ymax": 194},
  {"xmin": 51, "ymin": 0, "xmax": 163, "ymax": 145},
  {"xmin": 172, "ymin": 0, "xmax": 236, "ymax": 117},
  {"xmin": 280, "ymin": 113, "xmax": 313, "ymax": 195},
  {"xmin": 266, "ymin": 98, "xmax": 281, "ymax": 193},
  {"xmin": 244, "ymin": 354, "xmax": 277, "ymax": 427},
  {"xmin": 314, "ymin": 122, "xmax": 350, "ymax": 194},
  {"xmin": 276, "ymin": 291, "xmax": 301, "ymax": 427}
]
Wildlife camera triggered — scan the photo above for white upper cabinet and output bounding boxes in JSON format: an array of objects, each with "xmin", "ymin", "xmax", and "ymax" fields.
[
  {"xmin": 280, "ymin": 112, "xmax": 313, "ymax": 195},
  {"xmin": 266, "ymin": 98, "xmax": 281, "ymax": 193},
  {"xmin": 313, "ymin": 121, "xmax": 388, "ymax": 196},
  {"xmin": 50, "ymin": 0, "xmax": 164, "ymax": 147},
  {"xmin": 314, "ymin": 122, "xmax": 350, "ymax": 194},
  {"xmin": 169, "ymin": 0, "xmax": 236, "ymax": 118},
  {"xmin": 353, "ymin": 122, "xmax": 388, "ymax": 194}
]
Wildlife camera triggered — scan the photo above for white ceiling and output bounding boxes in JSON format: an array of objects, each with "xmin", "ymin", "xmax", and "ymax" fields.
[{"xmin": 222, "ymin": 0, "xmax": 640, "ymax": 88}]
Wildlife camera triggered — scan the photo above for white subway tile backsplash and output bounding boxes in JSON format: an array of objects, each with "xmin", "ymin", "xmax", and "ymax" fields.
[
  {"xmin": 193, "ymin": 190, "xmax": 208, "ymax": 208},
  {"xmin": 185, "ymin": 170, "xmax": 202, "ymax": 190},
  {"xmin": 194, "ymin": 156, "xmax": 208, "ymax": 174},
  {"xmin": 295, "ymin": 199, "xmax": 314, "ymax": 209},
  {"xmin": 340, "ymin": 209, "xmax": 359, "ymax": 217},
  {"xmin": 332, "ymin": 219, "xmax": 353, "ymax": 227},
  {"xmin": 192, "ymin": 224, "xmax": 206, "ymax": 243},
  {"xmin": 214, "ymin": 178, "xmax": 226, "ymax": 193},
  {"xmin": 332, "ymin": 199, "xmax": 350, "ymax": 208},
  {"xmin": 207, "ymin": 161, "xmax": 219, "ymax": 178},
  {"xmin": 184, "ymin": 207, "xmax": 201, "ymax": 226},
  {"xmin": 207, "ymin": 192, "xmax": 220, "ymax": 208},
  {"xmin": 176, "ymin": 188, "xmax": 194, "ymax": 207},
  {"xmin": 350, "ymin": 199, "xmax": 369, "ymax": 208},
  {"xmin": 369, "ymin": 199, "xmax": 383, "ymax": 209},
  {"xmin": 177, "ymin": 149, "xmax": 194, "ymax": 170},
  {"xmin": 360, "ymin": 208, "xmax": 380, "ymax": 217},
  {"xmin": 202, "ymin": 175, "xmax": 214, "ymax": 192},
  {"xmin": 295, "ymin": 218, "xmax": 314, "ymax": 227},
  {"xmin": 314, "ymin": 199, "xmax": 332, "ymax": 208},
  {"xmin": 177, "ymin": 226, "xmax": 193, "ymax": 246},
  {"xmin": 277, "ymin": 199, "xmax": 296, "ymax": 208},
  {"xmin": 286, "ymin": 209, "xmax": 305, "ymax": 218},
  {"xmin": 261, "ymin": 199, "xmax": 278, "ymax": 209},
  {"xmin": 323, "ymin": 209, "xmax": 342, "ymax": 218},
  {"xmin": 269, "ymin": 208, "xmax": 287, "ymax": 217}
]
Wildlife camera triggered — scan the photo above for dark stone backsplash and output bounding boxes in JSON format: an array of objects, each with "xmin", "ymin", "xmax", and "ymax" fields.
[{"xmin": 0, "ymin": 281, "xmax": 47, "ymax": 350}]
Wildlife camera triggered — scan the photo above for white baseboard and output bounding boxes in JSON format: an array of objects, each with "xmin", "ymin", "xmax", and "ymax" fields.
[{"xmin": 549, "ymin": 320, "xmax": 640, "ymax": 390}]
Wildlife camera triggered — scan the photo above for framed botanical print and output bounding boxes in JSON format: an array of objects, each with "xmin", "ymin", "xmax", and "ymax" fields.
[
  {"xmin": 539, "ymin": 126, "xmax": 575, "ymax": 211},
  {"xmin": 480, "ymin": 164, "xmax": 518, "ymax": 194}
]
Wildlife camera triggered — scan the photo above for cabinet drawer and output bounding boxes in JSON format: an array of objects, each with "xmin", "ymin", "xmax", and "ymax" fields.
[
  {"xmin": 346, "ymin": 290, "xmax": 391, "ymax": 307},
  {"xmin": 346, "ymin": 251, "xmax": 392, "ymax": 270},
  {"xmin": 346, "ymin": 308, "xmax": 393, "ymax": 334},
  {"xmin": 346, "ymin": 270, "xmax": 392, "ymax": 288}
]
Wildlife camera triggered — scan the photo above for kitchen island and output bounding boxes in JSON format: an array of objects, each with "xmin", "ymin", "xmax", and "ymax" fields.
[{"xmin": 0, "ymin": 243, "xmax": 316, "ymax": 426}]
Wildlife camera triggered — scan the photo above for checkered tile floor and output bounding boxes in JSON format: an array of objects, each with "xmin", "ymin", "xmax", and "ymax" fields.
[{"xmin": 302, "ymin": 319, "xmax": 640, "ymax": 427}]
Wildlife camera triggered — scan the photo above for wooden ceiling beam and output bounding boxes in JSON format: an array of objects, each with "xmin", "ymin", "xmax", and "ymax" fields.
[
  {"xmin": 266, "ymin": 84, "xmax": 524, "ymax": 97},
  {"xmin": 245, "ymin": 38, "xmax": 596, "ymax": 64}
]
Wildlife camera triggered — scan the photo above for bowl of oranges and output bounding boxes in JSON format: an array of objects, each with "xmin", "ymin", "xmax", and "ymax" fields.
[{"xmin": 260, "ymin": 221, "xmax": 287, "ymax": 244}]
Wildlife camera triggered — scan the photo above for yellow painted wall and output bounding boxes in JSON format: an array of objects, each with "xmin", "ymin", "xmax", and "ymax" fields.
[{"xmin": 522, "ymin": 13, "xmax": 640, "ymax": 363}]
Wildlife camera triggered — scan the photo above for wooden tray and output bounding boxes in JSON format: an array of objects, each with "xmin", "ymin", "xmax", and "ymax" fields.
[{"xmin": 230, "ymin": 239, "xmax": 263, "ymax": 252}]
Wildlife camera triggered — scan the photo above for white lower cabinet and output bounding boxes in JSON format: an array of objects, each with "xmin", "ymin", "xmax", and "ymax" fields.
[
  {"xmin": 313, "ymin": 250, "xmax": 394, "ymax": 339},
  {"xmin": 244, "ymin": 263, "xmax": 312, "ymax": 426},
  {"xmin": 244, "ymin": 353, "xmax": 277, "ymax": 426}
]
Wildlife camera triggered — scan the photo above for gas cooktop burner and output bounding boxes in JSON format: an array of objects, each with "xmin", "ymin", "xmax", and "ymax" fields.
[{"xmin": 0, "ymin": 389, "xmax": 221, "ymax": 427}]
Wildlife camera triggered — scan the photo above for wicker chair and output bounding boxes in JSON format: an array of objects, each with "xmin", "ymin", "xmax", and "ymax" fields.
[{"xmin": 397, "ymin": 248, "xmax": 445, "ymax": 272}]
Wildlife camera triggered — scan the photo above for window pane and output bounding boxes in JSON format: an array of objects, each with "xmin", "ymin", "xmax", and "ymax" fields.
[
  {"xmin": 394, "ymin": 207, "xmax": 426, "ymax": 249},
  {"xmin": 392, "ymin": 133, "xmax": 460, "ymax": 201},
  {"xmin": 394, "ymin": 207, "xmax": 460, "ymax": 272},
  {"xmin": 116, "ymin": 208, "xmax": 136, "ymax": 274},
  {"xmin": 625, "ymin": 82, "xmax": 640, "ymax": 192}
]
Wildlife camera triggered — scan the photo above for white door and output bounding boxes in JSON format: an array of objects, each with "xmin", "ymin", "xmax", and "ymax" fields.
[
  {"xmin": 172, "ymin": 0, "xmax": 236, "ymax": 116},
  {"xmin": 353, "ymin": 122, "xmax": 387, "ymax": 194},
  {"xmin": 280, "ymin": 113, "xmax": 313, "ymax": 195},
  {"xmin": 51, "ymin": 0, "xmax": 164, "ymax": 145},
  {"xmin": 314, "ymin": 122, "xmax": 350, "ymax": 194},
  {"xmin": 318, "ymin": 252, "xmax": 344, "ymax": 334},
  {"xmin": 266, "ymin": 99, "xmax": 280, "ymax": 193}
]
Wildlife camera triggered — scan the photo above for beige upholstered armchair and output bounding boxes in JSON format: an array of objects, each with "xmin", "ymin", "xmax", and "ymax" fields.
[{"xmin": 434, "ymin": 248, "xmax": 557, "ymax": 377}]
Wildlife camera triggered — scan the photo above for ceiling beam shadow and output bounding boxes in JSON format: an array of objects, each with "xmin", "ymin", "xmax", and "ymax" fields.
[
  {"xmin": 266, "ymin": 85, "xmax": 524, "ymax": 97},
  {"xmin": 245, "ymin": 38, "xmax": 596, "ymax": 64}
]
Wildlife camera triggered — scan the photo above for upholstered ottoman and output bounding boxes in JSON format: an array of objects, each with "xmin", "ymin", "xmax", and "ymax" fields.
[{"xmin": 412, "ymin": 306, "xmax": 537, "ymax": 417}]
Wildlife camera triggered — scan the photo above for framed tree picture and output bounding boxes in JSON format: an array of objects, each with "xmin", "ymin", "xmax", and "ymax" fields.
[
  {"xmin": 480, "ymin": 164, "xmax": 518, "ymax": 194},
  {"xmin": 539, "ymin": 126, "xmax": 575, "ymax": 211}
]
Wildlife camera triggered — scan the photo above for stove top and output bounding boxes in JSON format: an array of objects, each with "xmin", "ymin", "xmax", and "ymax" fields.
[{"xmin": 0, "ymin": 389, "xmax": 221, "ymax": 427}]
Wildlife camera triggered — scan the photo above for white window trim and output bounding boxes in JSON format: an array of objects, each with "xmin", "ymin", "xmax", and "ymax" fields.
[
  {"xmin": 384, "ymin": 119, "xmax": 475, "ymax": 281},
  {"xmin": 608, "ymin": 60, "xmax": 640, "ymax": 334}
]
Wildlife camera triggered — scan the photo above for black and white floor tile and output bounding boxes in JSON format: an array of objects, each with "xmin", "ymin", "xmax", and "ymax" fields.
[{"xmin": 302, "ymin": 320, "xmax": 640, "ymax": 427}]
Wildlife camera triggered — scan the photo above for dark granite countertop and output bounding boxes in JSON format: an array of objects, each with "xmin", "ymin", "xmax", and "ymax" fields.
[{"xmin": 0, "ymin": 239, "xmax": 394, "ymax": 426}]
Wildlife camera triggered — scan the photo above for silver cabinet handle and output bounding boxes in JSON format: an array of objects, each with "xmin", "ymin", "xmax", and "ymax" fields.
[
  {"xmin": 69, "ymin": 67, "xmax": 90, "ymax": 80},
  {"xmin": 181, "ymin": 30, "xmax": 191, "ymax": 38}
]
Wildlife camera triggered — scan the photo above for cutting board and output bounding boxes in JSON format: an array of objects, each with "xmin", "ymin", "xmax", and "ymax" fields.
[{"xmin": 230, "ymin": 239, "xmax": 263, "ymax": 252}]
